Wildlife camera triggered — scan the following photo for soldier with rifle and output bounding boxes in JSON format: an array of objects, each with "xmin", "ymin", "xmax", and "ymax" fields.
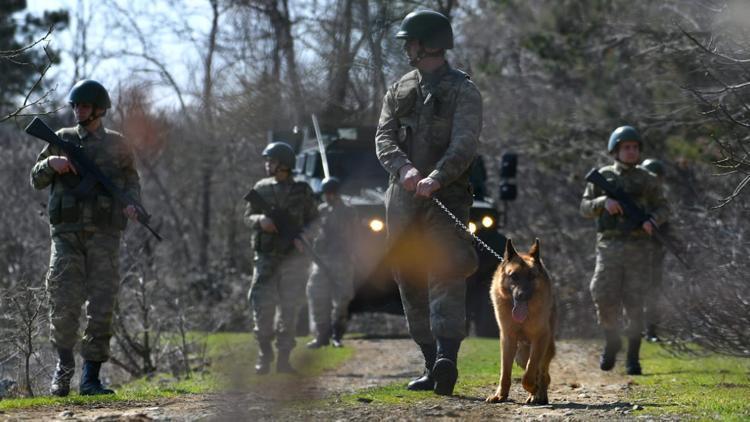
[
  {"xmin": 580, "ymin": 125, "xmax": 670, "ymax": 376},
  {"xmin": 243, "ymin": 141, "xmax": 317, "ymax": 374},
  {"xmin": 29, "ymin": 80, "xmax": 146, "ymax": 396}
]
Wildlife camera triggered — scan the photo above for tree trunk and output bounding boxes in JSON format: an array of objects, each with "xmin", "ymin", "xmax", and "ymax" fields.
[
  {"xmin": 267, "ymin": 0, "xmax": 306, "ymax": 125},
  {"xmin": 198, "ymin": 0, "xmax": 220, "ymax": 272},
  {"xmin": 361, "ymin": 0, "xmax": 388, "ymax": 121},
  {"xmin": 323, "ymin": 0, "xmax": 355, "ymax": 122}
]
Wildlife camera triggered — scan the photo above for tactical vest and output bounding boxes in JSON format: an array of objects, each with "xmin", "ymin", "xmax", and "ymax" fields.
[
  {"xmin": 46, "ymin": 127, "xmax": 131, "ymax": 232},
  {"xmin": 596, "ymin": 166, "xmax": 652, "ymax": 236},
  {"xmin": 392, "ymin": 66, "xmax": 472, "ymax": 189},
  {"xmin": 252, "ymin": 178, "xmax": 312, "ymax": 255}
]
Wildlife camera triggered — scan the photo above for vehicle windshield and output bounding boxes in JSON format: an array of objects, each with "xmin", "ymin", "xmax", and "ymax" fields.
[{"xmin": 328, "ymin": 148, "xmax": 387, "ymax": 188}]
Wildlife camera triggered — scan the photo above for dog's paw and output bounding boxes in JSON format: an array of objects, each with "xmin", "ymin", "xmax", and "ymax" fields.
[
  {"xmin": 485, "ymin": 394, "xmax": 508, "ymax": 403},
  {"xmin": 521, "ymin": 373, "xmax": 541, "ymax": 395},
  {"xmin": 526, "ymin": 394, "xmax": 549, "ymax": 405}
]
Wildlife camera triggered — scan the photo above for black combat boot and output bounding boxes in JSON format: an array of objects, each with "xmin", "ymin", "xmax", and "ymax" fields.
[
  {"xmin": 276, "ymin": 350, "xmax": 296, "ymax": 374},
  {"xmin": 645, "ymin": 324, "xmax": 660, "ymax": 343},
  {"xmin": 599, "ymin": 329, "xmax": 622, "ymax": 371},
  {"xmin": 407, "ymin": 343, "xmax": 436, "ymax": 391},
  {"xmin": 255, "ymin": 341, "xmax": 274, "ymax": 375},
  {"xmin": 433, "ymin": 337, "xmax": 461, "ymax": 396},
  {"xmin": 305, "ymin": 337, "xmax": 329, "ymax": 349},
  {"xmin": 305, "ymin": 327, "xmax": 331, "ymax": 349},
  {"xmin": 50, "ymin": 348, "xmax": 75, "ymax": 397},
  {"xmin": 625, "ymin": 337, "xmax": 642, "ymax": 375},
  {"xmin": 79, "ymin": 361, "xmax": 115, "ymax": 395},
  {"xmin": 331, "ymin": 321, "xmax": 346, "ymax": 348}
]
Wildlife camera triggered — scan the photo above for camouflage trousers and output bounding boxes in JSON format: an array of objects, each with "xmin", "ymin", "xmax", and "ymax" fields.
[
  {"xmin": 644, "ymin": 242, "xmax": 665, "ymax": 327},
  {"xmin": 589, "ymin": 236, "xmax": 653, "ymax": 338},
  {"xmin": 385, "ymin": 183, "xmax": 478, "ymax": 345},
  {"xmin": 306, "ymin": 259, "xmax": 354, "ymax": 339},
  {"xmin": 249, "ymin": 252, "xmax": 310, "ymax": 351},
  {"xmin": 46, "ymin": 231, "xmax": 121, "ymax": 362}
]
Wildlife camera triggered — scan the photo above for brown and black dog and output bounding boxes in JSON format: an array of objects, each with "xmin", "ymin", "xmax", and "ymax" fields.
[{"xmin": 486, "ymin": 238, "xmax": 556, "ymax": 405}]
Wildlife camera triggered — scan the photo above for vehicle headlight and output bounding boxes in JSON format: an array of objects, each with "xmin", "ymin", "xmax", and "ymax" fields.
[
  {"xmin": 481, "ymin": 215, "xmax": 494, "ymax": 228},
  {"xmin": 468, "ymin": 222, "xmax": 477, "ymax": 234},
  {"xmin": 369, "ymin": 218, "xmax": 385, "ymax": 232}
]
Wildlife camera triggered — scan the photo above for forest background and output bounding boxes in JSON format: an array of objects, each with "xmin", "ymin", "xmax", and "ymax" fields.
[{"xmin": 1, "ymin": 0, "xmax": 748, "ymax": 395}]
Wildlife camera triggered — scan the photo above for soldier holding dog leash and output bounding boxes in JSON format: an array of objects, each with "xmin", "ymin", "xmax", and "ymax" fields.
[{"xmin": 375, "ymin": 9, "xmax": 483, "ymax": 396}]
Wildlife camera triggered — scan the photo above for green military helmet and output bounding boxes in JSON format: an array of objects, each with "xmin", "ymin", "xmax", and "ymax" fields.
[
  {"xmin": 262, "ymin": 142, "xmax": 295, "ymax": 169},
  {"xmin": 641, "ymin": 158, "xmax": 665, "ymax": 177},
  {"xmin": 67, "ymin": 79, "xmax": 111, "ymax": 109},
  {"xmin": 607, "ymin": 125, "xmax": 642, "ymax": 153},
  {"xmin": 321, "ymin": 177, "xmax": 341, "ymax": 194},
  {"xmin": 396, "ymin": 9, "xmax": 453, "ymax": 49}
]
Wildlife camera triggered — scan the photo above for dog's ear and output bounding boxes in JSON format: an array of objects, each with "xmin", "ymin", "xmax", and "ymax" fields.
[
  {"xmin": 529, "ymin": 238, "xmax": 541, "ymax": 261},
  {"xmin": 503, "ymin": 238, "xmax": 517, "ymax": 261}
]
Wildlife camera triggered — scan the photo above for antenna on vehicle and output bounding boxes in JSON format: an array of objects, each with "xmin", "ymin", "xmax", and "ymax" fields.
[{"xmin": 311, "ymin": 114, "xmax": 331, "ymax": 179}]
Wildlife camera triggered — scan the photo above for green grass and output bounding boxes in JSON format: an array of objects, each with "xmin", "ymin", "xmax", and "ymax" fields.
[
  {"xmin": 3, "ymin": 334, "xmax": 748, "ymax": 420},
  {"xmin": 630, "ymin": 342, "xmax": 750, "ymax": 421},
  {"xmin": 340, "ymin": 337, "xmax": 750, "ymax": 422},
  {"xmin": 340, "ymin": 337, "xmax": 503, "ymax": 406},
  {"xmin": 0, "ymin": 332, "xmax": 353, "ymax": 411}
]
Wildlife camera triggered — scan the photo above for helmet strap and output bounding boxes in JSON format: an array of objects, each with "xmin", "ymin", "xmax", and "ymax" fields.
[
  {"xmin": 408, "ymin": 44, "xmax": 445, "ymax": 67},
  {"xmin": 77, "ymin": 109, "xmax": 106, "ymax": 127},
  {"xmin": 271, "ymin": 165, "xmax": 291, "ymax": 180},
  {"xmin": 408, "ymin": 47, "xmax": 425, "ymax": 67}
]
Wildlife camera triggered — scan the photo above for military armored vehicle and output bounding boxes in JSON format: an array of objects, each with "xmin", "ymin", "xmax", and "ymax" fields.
[{"xmin": 276, "ymin": 124, "xmax": 515, "ymax": 337}]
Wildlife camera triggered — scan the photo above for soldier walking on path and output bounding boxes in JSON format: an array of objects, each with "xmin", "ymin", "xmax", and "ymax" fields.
[
  {"xmin": 375, "ymin": 9, "xmax": 482, "ymax": 396},
  {"xmin": 244, "ymin": 142, "xmax": 317, "ymax": 374},
  {"xmin": 580, "ymin": 126, "xmax": 669, "ymax": 375},
  {"xmin": 305, "ymin": 177, "xmax": 358, "ymax": 349},
  {"xmin": 31, "ymin": 80, "xmax": 143, "ymax": 396}
]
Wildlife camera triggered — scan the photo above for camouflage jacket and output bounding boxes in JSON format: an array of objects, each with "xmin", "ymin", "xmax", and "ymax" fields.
[
  {"xmin": 375, "ymin": 62, "xmax": 482, "ymax": 199},
  {"xmin": 30, "ymin": 124, "xmax": 141, "ymax": 235},
  {"xmin": 580, "ymin": 161, "xmax": 669, "ymax": 239},
  {"xmin": 311, "ymin": 200, "xmax": 358, "ymax": 257},
  {"xmin": 244, "ymin": 176, "xmax": 317, "ymax": 255}
]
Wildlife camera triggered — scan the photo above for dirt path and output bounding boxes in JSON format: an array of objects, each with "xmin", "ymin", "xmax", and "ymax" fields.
[
  {"xmin": 1, "ymin": 339, "xmax": 654, "ymax": 421},
  {"xmin": 256, "ymin": 338, "xmax": 648, "ymax": 421}
]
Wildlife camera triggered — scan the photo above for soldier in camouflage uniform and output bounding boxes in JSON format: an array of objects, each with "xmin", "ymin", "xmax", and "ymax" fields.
[
  {"xmin": 244, "ymin": 142, "xmax": 317, "ymax": 374},
  {"xmin": 305, "ymin": 177, "xmax": 357, "ymax": 349},
  {"xmin": 30, "ymin": 80, "xmax": 142, "ymax": 396},
  {"xmin": 375, "ymin": 9, "xmax": 482, "ymax": 396},
  {"xmin": 580, "ymin": 126, "xmax": 668, "ymax": 375},
  {"xmin": 639, "ymin": 158, "xmax": 669, "ymax": 343}
]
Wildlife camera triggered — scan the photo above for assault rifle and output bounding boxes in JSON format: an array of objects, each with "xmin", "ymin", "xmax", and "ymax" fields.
[
  {"xmin": 25, "ymin": 117, "xmax": 162, "ymax": 241},
  {"xmin": 585, "ymin": 168, "xmax": 689, "ymax": 268},
  {"xmin": 244, "ymin": 189, "xmax": 336, "ymax": 280}
]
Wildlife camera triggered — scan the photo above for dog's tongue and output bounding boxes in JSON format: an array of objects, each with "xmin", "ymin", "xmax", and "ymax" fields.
[{"xmin": 512, "ymin": 300, "xmax": 529, "ymax": 323}]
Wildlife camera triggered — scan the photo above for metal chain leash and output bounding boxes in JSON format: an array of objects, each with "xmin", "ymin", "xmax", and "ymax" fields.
[{"xmin": 431, "ymin": 197, "xmax": 504, "ymax": 263}]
